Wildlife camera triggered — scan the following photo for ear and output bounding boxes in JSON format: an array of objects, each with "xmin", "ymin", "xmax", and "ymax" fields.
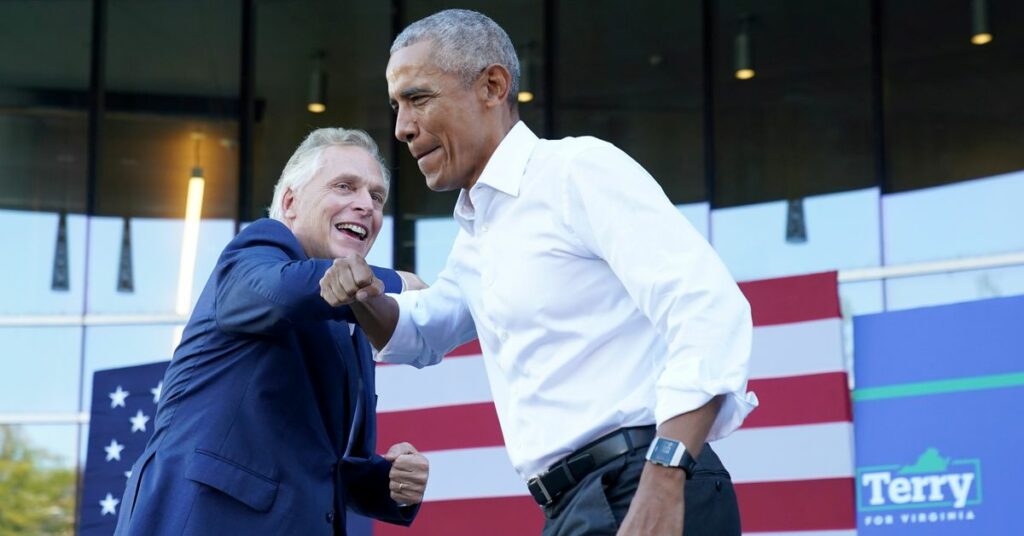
[
  {"xmin": 478, "ymin": 63, "xmax": 512, "ymax": 108},
  {"xmin": 282, "ymin": 187, "xmax": 298, "ymax": 221}
]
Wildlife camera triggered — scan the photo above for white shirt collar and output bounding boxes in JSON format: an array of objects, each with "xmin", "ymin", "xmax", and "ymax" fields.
[{"xmin": 454, "ymin": 121, "xmax": 538, "ymax": 231}]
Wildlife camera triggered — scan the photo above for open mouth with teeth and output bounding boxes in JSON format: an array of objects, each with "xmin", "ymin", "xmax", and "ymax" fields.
[{"xmin": 335, "ymin": 222, "xmax": 368, "ymax": 241}]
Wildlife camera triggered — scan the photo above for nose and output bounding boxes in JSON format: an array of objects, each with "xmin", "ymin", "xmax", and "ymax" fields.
[
  {"xmin": 394, "ymin": 105, "xmax": 417, "ymax": 143},
  {"xmin": 351, "ymin": 187, "xmax": 374, "ymax": 213}
]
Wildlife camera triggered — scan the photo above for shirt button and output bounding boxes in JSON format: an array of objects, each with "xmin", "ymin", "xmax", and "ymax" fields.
[
  {"xmin": 326, "ymin": 511, "xmax": 335, "ymax": 523},
  {"xmin": 500, "ymin": 331, "xmax": 509, "ymax": 342},
  {"xmin": 481, "ymin": 224, "xmax": 489, "ymax": 233}
]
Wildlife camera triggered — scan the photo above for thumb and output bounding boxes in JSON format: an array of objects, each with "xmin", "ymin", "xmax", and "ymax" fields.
[
  {"xmin": 356, "ymin": 277, "xmax": 386, "ymax": 302},
  {"xmin": 383, "ymin": 442, "xmax": 416, "ymax": 462}
]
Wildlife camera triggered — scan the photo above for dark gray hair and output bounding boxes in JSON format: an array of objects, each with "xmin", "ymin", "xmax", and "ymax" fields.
[
  {"xmin": 391, "ymin": 9, "xmax": 520, "ymax": 106},
  {"xmin": 269, "ymin": 128, "xmax": 390, "ymax": 221}
]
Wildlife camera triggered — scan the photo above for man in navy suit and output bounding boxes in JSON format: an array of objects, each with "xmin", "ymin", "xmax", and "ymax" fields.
[{"xmin": 114, "ymin": 128, "xmax": 428, "ymax": 535}]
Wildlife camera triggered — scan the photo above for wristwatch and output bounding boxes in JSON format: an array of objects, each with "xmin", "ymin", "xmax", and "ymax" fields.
[{"xmin": 645, "ymin": 437, "xmax": 697, "ymax": 478}]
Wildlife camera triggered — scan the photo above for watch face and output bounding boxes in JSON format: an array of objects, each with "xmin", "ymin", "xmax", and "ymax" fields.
[{"xmin": 650, "ymin": 438, "xmax": 680, "ymax": 465}]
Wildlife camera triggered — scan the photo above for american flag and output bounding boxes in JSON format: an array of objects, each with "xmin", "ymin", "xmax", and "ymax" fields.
[
  {"xmin": 368, "ymin": 271, "xmax": 856, "ymax": 535},
  {"xmin": 78, "ymin": 272, "xmax": 853, "ymax": 535},
  {"xmin": 79, "ymin": 361, "xmax": 168, "ymax": 536}
]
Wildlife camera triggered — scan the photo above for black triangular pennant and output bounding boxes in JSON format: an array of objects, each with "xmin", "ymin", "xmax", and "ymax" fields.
[
  {"xmin": 117, "ymin": 217, "xmax": 134, "ymax": 292},
  {"xmin": 52, "ymin": 211, "xmax": 70, "ymax": 291},
  {"xmin": 786, "ymin": 198, "xmax": 808, "ymax": 244}
]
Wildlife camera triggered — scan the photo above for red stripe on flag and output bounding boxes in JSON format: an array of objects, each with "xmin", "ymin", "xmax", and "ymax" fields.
[
  {"xmin": 378, "ymin": 372, "xmax": 852, "ymax": 452},
  {"xmin": 374, "ymin": 496, "xmax": 544, "ymax": 536},
  {"xmin": 739, "ymin": 271, "xmax": 840, "ymax": 326},
  {"xmin": 447, "ymin": 339, "xmax": 482, "ymax": 356},
  {"xmin": 736, "ymin": 477, "xmax": 856, "ymax": 532},
  {"xmin": 743, "ymin": 372, "xmax": 852, "ymax": 428},
  {"xmin": 371, "ymin": 479, "xmax": 853, "ymax": 534},
  {"xmin": 377, "ymin": 402, "xmax": 504, "ymax": 453}
]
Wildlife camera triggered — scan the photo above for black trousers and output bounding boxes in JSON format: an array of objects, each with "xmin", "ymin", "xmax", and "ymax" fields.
[{"xmin": 541, "ymin": 444, "xmax": 741, "ymax": 536}]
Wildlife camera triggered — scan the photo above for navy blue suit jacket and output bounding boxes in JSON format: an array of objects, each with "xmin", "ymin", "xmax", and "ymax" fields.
[{"xmin": 114, "ymin": 219, "xmax": 414, "ymax": 535}]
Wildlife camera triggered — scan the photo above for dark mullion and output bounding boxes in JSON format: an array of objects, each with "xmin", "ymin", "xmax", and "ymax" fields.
[
  {"xmin": 701, "ymin": 0, "xmax": 717, "ymax": 211},
  {"xmin": 390, "ymin": 0, "xmax": 409, "ymax": 270},
  {"xmin": 542, "ymin": 0, "xmax": 557, "ymax": 138},
  {"xmin": 237, "ymin": 0, "xmax": 255, "ymax": 231}
]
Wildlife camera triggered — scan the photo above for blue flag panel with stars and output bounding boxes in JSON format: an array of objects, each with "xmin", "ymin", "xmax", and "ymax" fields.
[{"xmin": 79, "ymin": 361, "xmax": 169, "ymax": 536}]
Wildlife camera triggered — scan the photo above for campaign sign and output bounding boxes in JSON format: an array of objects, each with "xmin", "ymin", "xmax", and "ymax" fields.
[{"xmin": 853, "ymin": 295, "xmax": 1024, "ymax": 534}]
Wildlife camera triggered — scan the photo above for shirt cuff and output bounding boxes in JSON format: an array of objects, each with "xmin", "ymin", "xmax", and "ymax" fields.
[
  {"xmin": 375, "ymin": 291, "xmax": 421, "ymax": 365},
  {"xmin": 655, "ymin": 388, "xmax": 759, "ymax": 442}
]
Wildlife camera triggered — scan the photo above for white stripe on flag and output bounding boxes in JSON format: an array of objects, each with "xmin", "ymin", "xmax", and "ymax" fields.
[
  {"xmin": 748, "ymin": 318, "xmax": 845, "ymax": 379},
  {"xmin": 421, "ymin": 446, "xmax": 528, "ymax": 502},
  {"xmin": 713, "ymin": 422, "xmax": 854, "ymax": 483},
  {"xmin": 378, "ymin": 318, "xmax": 846, "ymax": 413},
  {"xmin": 377, "ymin": 356, "xmax": 491, "ymax": 412},
  {"xmin": 416, "ymin": 422, "xmax": 854, "ymax": 502}
]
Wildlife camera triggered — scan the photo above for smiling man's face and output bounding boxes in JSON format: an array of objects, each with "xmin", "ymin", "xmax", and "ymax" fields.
[{"xmin": 282, "ymin": 145, "xmax": 386, "ymax": 259}]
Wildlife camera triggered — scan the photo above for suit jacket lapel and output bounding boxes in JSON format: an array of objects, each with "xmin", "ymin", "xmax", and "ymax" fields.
[{"xmin": 344, "ymin": 328, "xmax": 376, "ymax": 458}]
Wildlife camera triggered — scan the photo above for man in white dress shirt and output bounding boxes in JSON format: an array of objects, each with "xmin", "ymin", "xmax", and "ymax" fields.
[{"xmin": 320, "ymin": 9, "xmax": 757, "ymax": 535}]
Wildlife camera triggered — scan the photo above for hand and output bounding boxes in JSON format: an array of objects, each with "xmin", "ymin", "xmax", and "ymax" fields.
[
  {"xmin": 320, "ymin": 256, "xmax": 384, "ymax": 306},
  {"xmin": 384, "ymin": 442, "xmax": 428, "ymax": 506},
  {"xmin": 616, "ymin": 463, "xmax": 685, "ymax": 536},
  {"xmin": 396, "ymin": 270, "xmax": 429, "ymax": 291}
]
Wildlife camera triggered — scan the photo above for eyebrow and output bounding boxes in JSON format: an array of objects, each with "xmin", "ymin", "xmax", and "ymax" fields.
[{"xmin": 390, "ymin": 86, "xmax": 433, "ymax": 107}]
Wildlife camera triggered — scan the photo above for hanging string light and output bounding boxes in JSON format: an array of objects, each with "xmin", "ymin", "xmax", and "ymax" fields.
[
  {"xmin": 308, "ymin": 50, "xmax": 327, "ymax": 113},
  {"xmin": 176, "ymin": 132, "xmax": 206, "ymax": 316},
  {"xmin": 971, "ymin": 0, "xmax": 993, "ymax": 45},
  {"xmin": 735, "ymin": 14, "xmax": 755, "ymax": 80}
]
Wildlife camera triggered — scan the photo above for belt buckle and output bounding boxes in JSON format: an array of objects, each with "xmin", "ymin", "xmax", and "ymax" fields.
[{"xmin": 528, "ymin": 475, "xmax": 554, "ymax": 507}]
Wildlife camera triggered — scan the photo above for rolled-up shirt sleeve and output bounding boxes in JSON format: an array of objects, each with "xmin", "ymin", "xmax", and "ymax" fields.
[
  {"xmin": 562, "ymin": 144, "xmax": 758, "ymax": 441},
  {"xmin": 377, "ymin": 258, "xmax": 477, "ymax": 369}
]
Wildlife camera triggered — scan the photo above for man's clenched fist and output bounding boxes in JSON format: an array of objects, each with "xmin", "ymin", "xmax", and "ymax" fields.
[
  {"xmin": 320, "ymin": 256, "xmax": 384, "ymax": 306},
  {"xmin": 384, "ymin": 442, "xmax": 429, "ymax": 506}
]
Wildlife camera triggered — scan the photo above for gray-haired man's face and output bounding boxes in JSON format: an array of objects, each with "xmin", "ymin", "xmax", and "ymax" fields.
[{"xmin": 387, "ymin": 41, "xmax": 495, "ymax": 192}]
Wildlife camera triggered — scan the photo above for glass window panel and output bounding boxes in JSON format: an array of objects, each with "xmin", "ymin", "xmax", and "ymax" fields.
[
  {"xmin": 678, "ymin": 202, "xmax": 710, "ymax": 240},
  {"xmin": 0, "ymin": 210, "xmax": 88, "ymax": 315},
  {"xmin": 711, "ymin": 188, "xmax": 881, "ymax": 281},
  {"xmin": 0, "ymin": 0, "xmax": 90, "ymax": 215},
  {"xmin": 884, "ymin": 266, "xmax": 1024, "ymax": 312},
  {"xmin": 559, "ymin": 0, "xmax": 704, "ymax": 204},
  {"xmin": 882, "ymin": 171, "xmax": 1024, "ymax": 265},
  {"xmin": 101, "ymin": 1, "xmax": 240, "ymax": 220},
  {"xmin": 883, "ymin": 0, "xmax": 1024, "ymax": 191},
  {"xmin": 253, "ymin": 0, "xmax": 394, "ymax": 221},
  {"xmin": 415, "ymin": 217, "xmax": 462, "ymax": 285},
  {"xmin": 365, "ymin": 216, "xmax": 395, "ymax": 270},
  {"xmin": 81, "ymin": 325, "xmax": 178, "ymax": 414},
  {"xmin": 83, "ymin": 217, "xmax": 234, "ymax": 315},
  {"xmin": 0, "ymin": 327, "xmax": 82, "ymax": 414},
  {"xmin": 713, "ymin": 0, "xmax": 875, "ymax": 207}
]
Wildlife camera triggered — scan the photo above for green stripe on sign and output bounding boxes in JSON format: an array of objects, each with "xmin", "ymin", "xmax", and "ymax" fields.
[{"xmin": 853, "ymin": 372, "xmax": 1024, "ymax": 401}]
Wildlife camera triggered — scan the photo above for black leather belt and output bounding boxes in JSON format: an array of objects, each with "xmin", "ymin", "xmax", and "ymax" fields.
[{"xmin": 527, "ymin": 426, "xmax": 655, "ymax": 507}]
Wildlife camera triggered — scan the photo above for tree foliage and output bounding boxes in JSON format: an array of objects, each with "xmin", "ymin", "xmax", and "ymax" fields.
[{"xmin": 0, "ymin": 425, "xmax": 76, "ymax": 536}]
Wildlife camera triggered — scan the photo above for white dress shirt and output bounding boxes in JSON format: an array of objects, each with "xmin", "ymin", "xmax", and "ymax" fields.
[{"xmin": 379, "ymin": 122, "xmax": 758, "ymax": 479}]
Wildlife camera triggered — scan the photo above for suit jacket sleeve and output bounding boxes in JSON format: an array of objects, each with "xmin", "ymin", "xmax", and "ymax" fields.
[
  {"xmin": 214, "ymin": 219, "xmax": 402, "ymax": 335},
  {"xmin": 340, "ymin": 454, "xmax": 418, "ymax": 525}
]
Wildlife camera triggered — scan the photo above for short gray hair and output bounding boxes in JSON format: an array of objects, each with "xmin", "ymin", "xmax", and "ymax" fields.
[
  {"xmin": 269, "ymin": 127, "xmax": 390, "ymax": 221},
  {"xmin": 391, "ymin": 9, "xmax": 520, "ymax": 106}
]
